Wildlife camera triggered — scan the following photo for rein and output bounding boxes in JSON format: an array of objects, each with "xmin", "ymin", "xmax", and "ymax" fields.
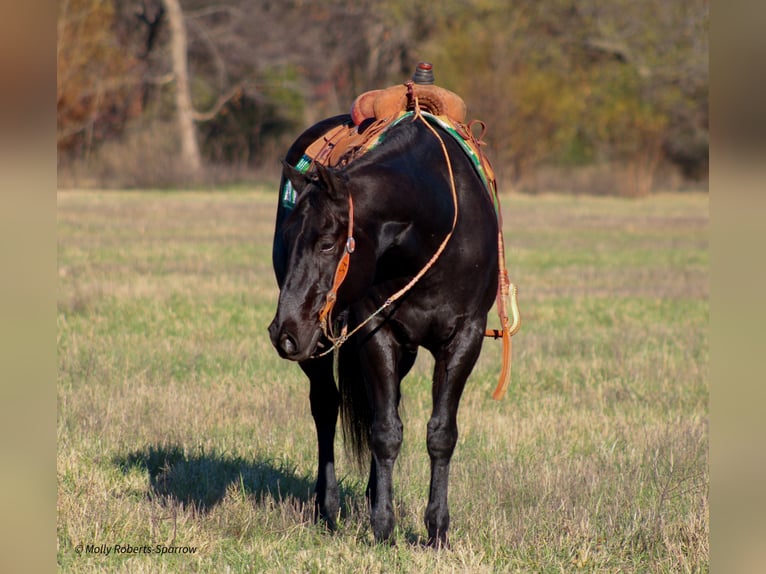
[{"xmin": 313, "ymin": 89, "xmax": 459, "ymax": 358}]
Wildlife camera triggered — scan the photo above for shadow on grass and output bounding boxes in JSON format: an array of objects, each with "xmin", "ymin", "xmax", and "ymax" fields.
[
  {"xmin": 113, "ymin": 445, "xmax": 437, "ymax": 547},
  {"xmin": 113, "ymin": 444, "xmax": 355, "ymax": 516}
]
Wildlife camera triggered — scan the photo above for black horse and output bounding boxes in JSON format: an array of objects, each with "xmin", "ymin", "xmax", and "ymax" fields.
[{"xmin": 268, "ymin": 111, "xmax": 499, "ymax": 547}]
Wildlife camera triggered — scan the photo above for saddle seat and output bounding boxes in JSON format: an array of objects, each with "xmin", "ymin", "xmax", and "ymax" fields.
[{"xmin": 350, "ymin": 83, "xmax": 467, "ymax": 126}]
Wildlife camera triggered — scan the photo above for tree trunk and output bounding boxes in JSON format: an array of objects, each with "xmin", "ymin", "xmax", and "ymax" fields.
[{"xmin": 162, "ymin": 0, "xmax": 202, "ymax": 176}]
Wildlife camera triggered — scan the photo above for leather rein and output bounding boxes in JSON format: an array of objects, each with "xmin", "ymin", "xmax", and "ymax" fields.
[{"xmin": 314, "ymin": 95, "xmax": 459, "ymax": 358}]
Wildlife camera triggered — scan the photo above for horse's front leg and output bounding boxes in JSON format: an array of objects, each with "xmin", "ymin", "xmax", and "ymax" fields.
[
  {"xmin": 360, "ymin": 333, "xmax": 403, "ymax": 544},
  {"xmin": 364, "ymin": 346, "xmax": 416, "ymax": 516},
  {"xmin": 301, "ymin": 355, "xmax": 340, "ymax": 530},
  {"xmin": 425, "ymin": 325, "xmax": 484, "ymax": 548}
]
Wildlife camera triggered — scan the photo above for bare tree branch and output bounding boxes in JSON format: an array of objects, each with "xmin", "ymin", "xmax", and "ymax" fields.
[
  {"xmin": 144, "ymin": 72, "xmax": 174, "ymax": 86},
  {"xmin": 191, "ymin": 84, "xmax": 244, "ymax": 122},
  {"xmin": 187, "ymin": 17, "xmax": 228, "ymax": 92},
  {"xmin": 185, "ymin": 5, "xmax": 246, "ymax": 21}
]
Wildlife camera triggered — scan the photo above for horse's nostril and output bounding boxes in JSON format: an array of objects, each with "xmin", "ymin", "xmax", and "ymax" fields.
[
  {"xmin": 268, "ymin": 319, "xmax": 278, "ymax": 340},
  {"xmin": 279, "ymin": 333, "xmax": 297, "ymax": 356}
]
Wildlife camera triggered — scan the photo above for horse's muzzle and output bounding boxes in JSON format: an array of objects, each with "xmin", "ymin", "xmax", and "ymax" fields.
[
  {"xmin": 268, "ymin": 318, "xmax": 297, "ymax": 359},
  {"xmin": 268, "ymin": 317, "xmax": 321, "ymax": 362}
]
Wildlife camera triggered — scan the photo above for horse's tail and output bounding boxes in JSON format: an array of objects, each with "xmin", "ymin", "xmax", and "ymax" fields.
[{"xmin": 337, "ymin": 342, "xmax": 372, "ymax": 468}]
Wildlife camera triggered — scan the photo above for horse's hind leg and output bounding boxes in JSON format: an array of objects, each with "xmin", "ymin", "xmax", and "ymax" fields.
[
  {"xmin": 425, "ymin": 324, "xmax": 485, "ymax": 548},
  {"xmin": 300, "ymin": 355, "xmax": 340, "ymax": 530}
]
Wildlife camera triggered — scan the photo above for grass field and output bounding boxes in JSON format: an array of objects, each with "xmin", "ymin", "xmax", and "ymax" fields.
[{"xmin": 57, "ymin": 189, "xmax": 708, "ymax": 572}]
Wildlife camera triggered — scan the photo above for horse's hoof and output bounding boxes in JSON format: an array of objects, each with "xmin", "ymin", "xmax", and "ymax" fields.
[
  {"xmin": 427, "ymin": 533, "xmax": 450, "ymax": 550},
  {"xmin": 314, "ymin": 503, "xmax": 339, "ymax": 532},
  {"xmin": 371, "ymin": 515, "xmax": 396, "ymax": 546}
]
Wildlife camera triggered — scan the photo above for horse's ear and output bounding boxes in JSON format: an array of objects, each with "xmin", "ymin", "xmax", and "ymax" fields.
[
  {"xmin": 315, "ymin": 163, "xmax": 348, "ymax": 201},
  {"xmin": 281, "ymin": 160, "xmax": 312, "ymax": 193}
]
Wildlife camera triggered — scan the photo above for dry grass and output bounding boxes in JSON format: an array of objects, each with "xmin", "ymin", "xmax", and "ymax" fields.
[{"xmin": 58, "ymin": 189, "xmax": 708, "ymax": 572}]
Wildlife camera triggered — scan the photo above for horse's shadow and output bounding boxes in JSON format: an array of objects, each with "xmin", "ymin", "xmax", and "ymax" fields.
[
  {"xmin": 113, "ymin": 444, "xmax": 344, "ymax": 514},
  {"xmin": 113, "ymin": 444, "xmax": 430, "ymax": 546}
]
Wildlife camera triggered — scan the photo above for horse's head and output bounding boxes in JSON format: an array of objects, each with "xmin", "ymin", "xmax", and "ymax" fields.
[{"xmin": 269, "ymin": 162, "xmax": 373, "ymax": 361}]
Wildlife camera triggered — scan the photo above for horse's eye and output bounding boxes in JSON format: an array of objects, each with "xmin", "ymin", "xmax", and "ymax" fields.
[{"xmin": 318, "ymin": 241, "xmax": 337, "ymax": 254}]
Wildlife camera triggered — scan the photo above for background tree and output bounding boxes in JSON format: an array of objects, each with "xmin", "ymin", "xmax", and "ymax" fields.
[
  {"xmin": 163, "ymin": 0, "xmax": 201, "ymax": 175},
  {"xmin": 418, "ymin": 0, "xmax": 708, "ymax": 194},
  {"xmin": 57, "ymin": 0, "xmax": 708, "ymax": 193},
  {"xmin": 57, "ymin": 0, "xmax": 143, "ymax": 163}
]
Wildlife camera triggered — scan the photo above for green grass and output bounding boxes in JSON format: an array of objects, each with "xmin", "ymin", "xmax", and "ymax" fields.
[{"xmin": 58, "ymin": 189, "xmax": 708, "ymax": 572}]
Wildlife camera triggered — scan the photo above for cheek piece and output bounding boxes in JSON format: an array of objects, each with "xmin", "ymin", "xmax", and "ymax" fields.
[{"xmin": 317, "ymin": 194, "xmax": 355, "ymax": 339}]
